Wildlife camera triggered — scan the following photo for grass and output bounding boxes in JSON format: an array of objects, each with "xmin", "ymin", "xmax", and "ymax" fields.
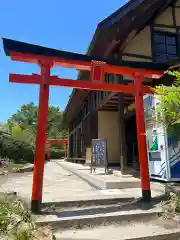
[
  {"xmin": 8, "ymin": 163, "xmax": 26, "ymax": 169},
  {"xmin": 0, "ymin": 194, "xmax": 36, "ymax": 239},
  {"xmin": 161, "ymin": 194, "xmax": 180, "ymax": 220},
  {"xmin": 0, "ymin": 162, "xmax": 26, "ymax": 174},
  {"xmin": 0, "ymin": 194, "xmax": 56, "ymax": 239}
]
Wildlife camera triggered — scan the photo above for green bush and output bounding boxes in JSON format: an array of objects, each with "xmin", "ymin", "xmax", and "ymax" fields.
[
  {"xmin": 0, "ymin": 195, "xmax": 36, "ymax": 239},
  {"xmin": 49, "ymin": 148, "xmax": 65, "ymax": 159},
  {"xmin": 0, "ymin": 134, "xmax": 34, "ymax": 164},
  {"xmin": 0, "ymin": 194, "xmax": 55, "ymax": 239}
]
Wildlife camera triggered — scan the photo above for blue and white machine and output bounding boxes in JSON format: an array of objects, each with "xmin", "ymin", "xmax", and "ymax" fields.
[{"xmin": 144, "ymin": 94, "xmax": 180, "ymax": 182}]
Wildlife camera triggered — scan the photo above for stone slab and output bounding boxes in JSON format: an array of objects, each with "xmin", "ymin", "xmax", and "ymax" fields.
[
  {"xmin": 0, "ymin": 161, "xmax": 166, "ymax": 207},
  {"xmin": 58, "ymin": 161, "xmax": 166, "ymax": 194},
  {"xmin": 36, "ymin": 208, "xmax": 162, "ymax": 230},
  {"xmin": 54, "ymin": 222, "xmax": 180, "ymax": 240}
]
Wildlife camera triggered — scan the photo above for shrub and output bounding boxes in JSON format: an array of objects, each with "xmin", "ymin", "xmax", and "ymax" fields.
[
  {"xmin": 49, "ymin": 148, "xmax": 65, "ymax": 159},
  {"xmin": 0, "ymin": 134, "xmax": 34, "ymax": 164},
  {"xmin": 0, "ymin": 195, "xmax": 36, "ymax": 239},
  {"xmin": 161, "ymin": 194, "xmax": 180, "ymax": 219},
  {"xmin": 0, "ymin": 194, "xmax": 55, "ymax": 239}
]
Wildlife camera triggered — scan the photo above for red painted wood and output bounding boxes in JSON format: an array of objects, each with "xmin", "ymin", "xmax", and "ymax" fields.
[
  {"xmin": 31, "ymin": 63, "xmax": 50, "ymax": 203},
  {"xmin": 8, "ymin": 50, "xmax": 166, "ymax": 210},
  {"xmin": 10, "ymin": 52, "xmax": 164, "ymax": 79},
  {"xmin": 9, "ymin": 74, "xmax": 153, "ymax": 94},
  {"xmin": 90, "ymin": 61, "xmax": 105, "ymax": 82},
  {"xmin": 134, "ymin": 75, "xmax": 150, "ymax": 192},
  {"xmin": 46, "ymin": 139, "xmax": 68, "ymax": 160}
]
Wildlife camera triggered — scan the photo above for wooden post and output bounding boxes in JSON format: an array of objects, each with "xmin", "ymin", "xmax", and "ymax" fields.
[
  {"xmin": 31, "ymin": 62, "xmax": 51, "ymax": 213},
  {"xmin": 134, "ymin": 75, "xmax": 151, "ymax": 202},
  {"xmin": 47, "ymin": 142, "xmax": 51, "ymax": 161},
  {"xmin": 118, "ymin": 93, "xmax": 127, "ymax": 173},
  {"xmin": 67, "ymin": 128, "xmax": 70, "ymax": 159}
]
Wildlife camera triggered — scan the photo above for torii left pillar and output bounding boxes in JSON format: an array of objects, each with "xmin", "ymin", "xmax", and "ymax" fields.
[{"xmin": 31, "ymin": 62, "xmax": 51, "ymax": 213}]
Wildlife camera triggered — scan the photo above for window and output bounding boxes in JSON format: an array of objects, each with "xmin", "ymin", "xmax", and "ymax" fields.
[{"xmin": 153, "ymin": 32, "xmax": 177, "ymax": 63}]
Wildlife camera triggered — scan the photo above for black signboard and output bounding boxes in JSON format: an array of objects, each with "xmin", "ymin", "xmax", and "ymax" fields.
[{"xmin": 91, "ymin": 139, "xmax": 108, "ymax": 174}]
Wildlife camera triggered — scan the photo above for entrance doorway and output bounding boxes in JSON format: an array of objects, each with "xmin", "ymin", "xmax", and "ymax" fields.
[{"xmin": 125, "ymin": 113, "xmax": 139, "ymax": 171}]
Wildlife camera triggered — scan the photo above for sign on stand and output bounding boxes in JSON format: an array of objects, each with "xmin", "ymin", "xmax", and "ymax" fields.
[{"xmin": 91, "ymin": 139, "xmax": 108, "ymax": 174}]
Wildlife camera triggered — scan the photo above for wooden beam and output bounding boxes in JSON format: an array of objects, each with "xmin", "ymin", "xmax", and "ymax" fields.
[
  {"xmin": 10, "ymin": 51, "xmax": 164, "ymax": 78},
  {"xmin": 104, "ymin": 102, "xmax": 118, "ymax": 106},
  {"xmin": 99, "ymin": 109, "xmax": 118, "ymax": 112},
  {"xmin": 10, "ymin": 74, "xmax": 154, "ymax": 94}
]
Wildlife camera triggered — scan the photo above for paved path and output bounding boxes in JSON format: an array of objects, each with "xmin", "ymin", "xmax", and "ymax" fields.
[
  {"xmin": 0, "ymin": 161, "xmax": 100, "ymax": 203},
  {"xmin": 1, "ymin": 161, "xmax": 134, "ymax": 203},
  {"xmin": 0, "ymin": 160, "xmax": 166, "ymax": 204},
  {"xmin": 58, "ymin": 161, "xmax": 166, "ymax": 197}
]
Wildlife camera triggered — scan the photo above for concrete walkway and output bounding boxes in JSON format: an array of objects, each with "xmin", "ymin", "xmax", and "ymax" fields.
[
  {"xmin": 0, "ymin": 161, "xmax": 139, "ymax": 203},
  {"xmin": 0, "ymin": 161, "xmax": 98, "ymax": 202},
  {"xmin": 57, "ymin": 160, "xmax": 166, "ymax": 197},
  {"xmin": 1, "ymin": 160, "xmax": 179, "ymax": 239}
]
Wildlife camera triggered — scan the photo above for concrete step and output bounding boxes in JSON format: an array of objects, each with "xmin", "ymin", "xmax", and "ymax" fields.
[
  {"xmin": 41, "ymin": 192, "xmax": 168, "ymax": 212},
  {"xmin": 42, "ymin": 196, "xmax": 136, "ymax": 209},
  {"xmin": 54, "ymin": 221, "xmax": 180, "ymax": 240},
  {"xmin": 58, "ymin": 161, "xmax": 141, "ymax": 190},
  {"xmin": 58, "ymin": 161, "xmax": 166, "ymax": 194},
  {"xmin": 41, "ymin": 198, "xmax": 164, "ymax": 217},
  {"xmin": 36, "ymin": 207, "xmax": 162, "ymax": 230}
]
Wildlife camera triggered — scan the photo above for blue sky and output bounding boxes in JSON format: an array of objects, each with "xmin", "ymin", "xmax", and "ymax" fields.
[{"xmin": 0, "ymin": 0, "xmax": 125, "ymax": 122}]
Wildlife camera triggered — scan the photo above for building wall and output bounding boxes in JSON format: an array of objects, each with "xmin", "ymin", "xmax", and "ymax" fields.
[
  {"xmin": 122, "ymin": 27, "xmax": 152, "ymax": 60},
  {"xmin": 85, "ymin": 147, "xmax": 91, "ymax": 165},
  {"xmin": 98, "ymin": 111, "xmax": 120, "ymax": 163},
  {"xmin": 122, "ymin": 5, "xmax": 180, "ymax": 63},
  {"xmin": 68, "ymin": 3, "xmax": 180, "ymax": 165},
  {"xmin": 155, "ymin": 7, "xmax": 174, "ymax": 25}
]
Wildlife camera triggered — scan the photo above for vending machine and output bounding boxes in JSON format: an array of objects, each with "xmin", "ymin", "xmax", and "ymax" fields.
[{"xmin": 144, "ymin": 94, "xmax": 180, "ymax": 182}]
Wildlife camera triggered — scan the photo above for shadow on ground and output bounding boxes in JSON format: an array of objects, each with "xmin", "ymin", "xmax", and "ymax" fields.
[{"xmin": 41, "ymin": 193, "xmax": 168, "ymax": 218}]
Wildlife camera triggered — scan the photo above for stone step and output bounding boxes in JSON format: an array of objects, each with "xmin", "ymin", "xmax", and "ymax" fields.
[
  {"xmin": 41, "ymin": 192, "xmax": 167, "ymax": 210},
  {"xmin": 54, "ymin": 221, "xmax": 180, "ymax": 240},
  {"xmin": 41, "ymin": 198, "xmax": 162, "ymax": 219},
  {"xmin": 58, "ymin": 161, "xmax": 141, "ymax": 190},
  {"xmin": 42, "ymin": 196, "xmax": 136, "ymax": 209},
  {"xmin": 58, "ymin": 161, "xmax": 166, "ymax": 194},
  {"xmin": 36, "ymin": 208, "xmax": 162, "ymax": 230}
]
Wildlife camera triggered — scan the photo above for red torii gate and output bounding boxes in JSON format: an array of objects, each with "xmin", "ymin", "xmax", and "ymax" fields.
[
  {"xmin": 46, "ymin": 139, "xmax": 68, "ymax": 160},
  {"xmin": 3, "ymin": 38, "xmax": 165, "ymax": 213}
]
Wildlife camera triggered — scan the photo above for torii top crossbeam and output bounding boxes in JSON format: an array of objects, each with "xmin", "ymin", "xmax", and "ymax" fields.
[{"xmin": 3, "ymin": 38, "xmax": 167, "ymax": 79}]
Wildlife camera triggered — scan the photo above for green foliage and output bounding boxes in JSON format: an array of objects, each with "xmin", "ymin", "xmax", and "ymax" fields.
[
  {"xmin": 161, "ymin": 194, "xmax": 180, "ymax": 220},
  {"xmin": 2, "ymin": 102, "xmax": 67, "ymax": 162},
  {"xmin": 0, "ymin": 195, "xmax": 36, "ymax": 239},
  {"xmin": 50, "ymin": 148, "xmax": 65, "ymax": 159},
  {"xmin": 0, "ymin": 195, "xmax": 55, "ymax": 239},
  {"xmin": 0, "ymin": 134, "xmax": 34, "ymax": 164},
  {"xmin": 154, "ymin": 71, "xmax": 180, "ymax": 141},
  {"xmin": 8, "ymin": 102, "xmax": 65, "ymax": 140},
  {"xmin": 11, "ymin": 125, "xmax": 23, "ymax": 138}
]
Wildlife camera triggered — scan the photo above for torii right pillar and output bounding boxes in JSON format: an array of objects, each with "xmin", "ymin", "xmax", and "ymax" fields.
[{"xmin": 134, "ymin": 75, "xmax": 151, "ymax": 201}]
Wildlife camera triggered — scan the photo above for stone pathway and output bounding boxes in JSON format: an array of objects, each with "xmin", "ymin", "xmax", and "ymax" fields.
[
  {"xmin": 55, "ymin": 221, "xmax": 180, "ymax": 240},
  {"xmin": 0, "ymin": 161, "xmax": 123, "ymax": 203},
  {"xmin": 1, "ymin": 160, "xmax": 180, "ymax": 239},
  {"xmin": 0, "ymin": 160, "xmax": 166, "ymax": 203},
  {"xmin": 57, "ymin": 160, "xmax": 166, "ymax": 197}
]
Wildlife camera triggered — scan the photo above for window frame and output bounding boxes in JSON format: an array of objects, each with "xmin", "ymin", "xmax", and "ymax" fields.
[{"xmin": 152, "ymin": 31, "xmax": 178, "ymax": 63}]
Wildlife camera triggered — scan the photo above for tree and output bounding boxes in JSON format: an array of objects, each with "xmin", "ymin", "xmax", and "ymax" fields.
[
  {"xmin": 7, "ymin": 102, "xmax": 66, "ymax": 144},
  {"xmin": 154, "ymin": 71, "xmax": 180, "ymax": 142},
  {"xmin": 11, "ymin": 125, "xmax": 23, "ymax": 137},
  {"xmin": 9, "ymin": 102, "xmax": 37, "ymax": 131}
]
